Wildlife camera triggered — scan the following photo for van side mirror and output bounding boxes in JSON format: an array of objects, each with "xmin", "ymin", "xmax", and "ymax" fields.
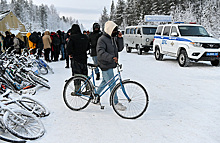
[
  {"xmin": 171, "ymin": 32, "xmax": 178, "ymax": 37},
  {"xmin": 209, "ymin": 33, "xmax": 213, "ymax": 37}
]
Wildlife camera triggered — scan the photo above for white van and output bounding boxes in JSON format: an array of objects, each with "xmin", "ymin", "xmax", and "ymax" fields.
[{"xmin": 124, "ymin": 25, "xmax": 157, "ymax": 55}]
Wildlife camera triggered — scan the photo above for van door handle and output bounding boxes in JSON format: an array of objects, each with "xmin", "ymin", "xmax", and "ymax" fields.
[{"xmin": 140, "ymin": 36, "xmax": 142, "ymax": 38}]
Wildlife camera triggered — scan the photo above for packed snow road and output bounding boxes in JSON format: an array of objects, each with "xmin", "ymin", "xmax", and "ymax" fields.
[{"xmin": 29, "ymin": 50, "xmax": 220, "ymax": 143}]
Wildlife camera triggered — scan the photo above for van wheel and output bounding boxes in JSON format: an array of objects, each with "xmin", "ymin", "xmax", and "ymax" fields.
[
  {"xmin": 154, "ymin": 47, "xmax": 163, "ymax": 61},
  {"xmin": 211, "ymin": 60, "xmax": 220, "ymax": 66},
  {"xmin": 137, "ymin": 45, "xmax": 142, "ymax": 55},
  {"xmin": 126, "ymin": 45, "xmax": 131, "ymax": 53},
  {"xmin": 178, "ymin": 50, "xmax": 190, "ymax": 67}
]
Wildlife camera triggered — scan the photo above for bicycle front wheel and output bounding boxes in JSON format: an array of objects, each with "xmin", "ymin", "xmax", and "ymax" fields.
[
  {"xmin": 3, "ymin": 109, "xmax": 45, "ymax": 140},
  {"xmin": 19, "ymin": 96, "xmax": 50, "ymax": 117},
  {"xmin": 63, "ymin": 76, "xmax": 93, "ymax": 111},
  {"xmin": 28, "ymin": 72, "xmax": 50, "ymax": 89},
  {"xmin": 0, "ymin": 125, "xmax": 26, "ymax": 143},
  {"xmin": 110, "ymin": 80, "xmax": 149, "ymax": 119}
]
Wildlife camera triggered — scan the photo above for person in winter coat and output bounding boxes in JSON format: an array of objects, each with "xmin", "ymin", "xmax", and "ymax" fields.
[
  {"xmin": 96, "ymin": 21, "xmax": 125, "ymax": 110},
  {"xmin": 0, "ymin": 33, "xmax": 3, "ymax": 53},
  {"xmin": 52, "ymin": 31, "xmax": 61, "ymax": 61},
  {"xmin": 57, "ymin": 30, "xmax": 65, "ymax": 60},
  {"xmin": 64, "ymin": 29, "xmax": 71, "ymax": 68},
  {"xmin": 88, "ymin": 23, "xmax": 102, "ymax": 80},
  {"xmin": 11, "ymin": 34, "xmax": 20, "ymax": 55},
  {"xmin": 66, "ymin": 24, "xmax": 89, "ymax": 76},
  {"xmin": 42, "ymin": 31, "xmax": 52, "ymax": 62},
  {"xmin": 37, "ymin": 32, "xmax": 44, "ymax": 57},
  {"xmin": 50, "ymin": 32, "xmax": 56, "ymax": 61},
  {"xmin": 26, "ymin": 32, "xmax": 37, "ymax": 54},
  {"xmin": 3, "ymin": 31, "xmax": 12, "ymax": 52}
]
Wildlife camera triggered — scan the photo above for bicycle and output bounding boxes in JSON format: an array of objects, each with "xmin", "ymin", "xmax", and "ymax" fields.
[
  {"xmin": 0, "ymin": 89, "xmax": 50, "ymax": 117},
  {"xmin": 63, "ymin": 63, "xmax": 149, "ymax": 119},
  {"xmin": 0, "ymin": 98, "xmax": 45, "ymax": 140}
]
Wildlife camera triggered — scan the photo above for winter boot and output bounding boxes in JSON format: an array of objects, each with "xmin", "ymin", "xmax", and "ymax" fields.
[{"xmin": 96, "ymin": 73, "xmax": 100, "ymax": 80}]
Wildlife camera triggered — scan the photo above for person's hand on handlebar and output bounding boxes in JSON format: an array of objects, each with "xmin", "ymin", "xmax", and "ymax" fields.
[{"xmin": 113, "ymin": 57, "xmax": 118, "ymax": 63}]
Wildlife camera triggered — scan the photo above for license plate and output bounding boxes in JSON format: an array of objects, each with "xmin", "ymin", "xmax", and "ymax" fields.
[{"xmin": 206, "ymin": 52, "xmax": 218, "ymax": 56}]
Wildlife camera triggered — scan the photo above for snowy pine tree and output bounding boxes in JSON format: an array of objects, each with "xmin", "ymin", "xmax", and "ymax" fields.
[
  {"xmin": 99, "ymin": 7, "xmax": 109, "ymax": 31},
  {"xmin": 109, "ymin": 0, "xmax": 115, "ymax": 21},
  {"xmin": 115, "ymin": 0, "xmax": 125, "ymax": 26}
]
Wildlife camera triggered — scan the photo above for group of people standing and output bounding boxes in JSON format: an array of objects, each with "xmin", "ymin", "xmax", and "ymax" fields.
[
  {"xmin": 27, "ymin": 30, "xmax": 66, "ymax": 63},
  {"xmin": 0, "ymin": 31, "xmax": 25, "ymax": 54}
]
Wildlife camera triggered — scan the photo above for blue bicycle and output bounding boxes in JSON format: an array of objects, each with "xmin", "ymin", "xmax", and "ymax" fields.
[{"xmin": 63, "ymin": 63, "xmax": 149, "ymax": 119}]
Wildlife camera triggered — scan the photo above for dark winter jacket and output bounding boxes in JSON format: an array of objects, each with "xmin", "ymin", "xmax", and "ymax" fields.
[
  {"xmin": 89, "ymin": 31, "xmax": 102, "ymax": 56},
  {"xmin": 37, "ymin": 35, "xmax": 43, "ymax": 50},
  {"xmin": 52, "ymin": 34, "xmax": 61, "ymax": 46},
  {"xmin": 67, "ymin": 25, "xmax": 89, "ymax": 64},
  {"xmin": 3, "ymin": 35, "xmax": 11, "ymax": 50},
  {"xmin": 96, "ymin": 21, "xmax": 124, "ymax": 71}
]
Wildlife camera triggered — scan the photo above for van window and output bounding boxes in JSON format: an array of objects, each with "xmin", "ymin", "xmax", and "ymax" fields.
[
  {"xmin": 126, "ymin": 29, "xmax": 130, "ymax": 34},
  {"xmin": 155, "ymin": 26, "xmax": 163, "ymax": 35},
  {"xmin": 130, "ymin": 28, "xmax": 134, "ymax": 34},
  {"xmin": 137, "ymin": 28, "xmax": 141, "ymax": 34},
  {"xmin": 171, "ymin": 26, "xmax": 179, "ymax": 36},
  {"xmin": 134, "ymin": 28, "xmax": 137, "ymax": 34},
  {"xmin": 142, "ymin": 27, "xmax": 157, "ymax": 35},
  {"xmin": 163, "ymin": 26, "xmax": 171, "ymax": 36}
]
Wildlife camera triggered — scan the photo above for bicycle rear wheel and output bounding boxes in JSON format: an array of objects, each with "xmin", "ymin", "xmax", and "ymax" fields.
[
  {"xmin": 63, "ymin": 76, "xmax": 92, "ymax": 111},
  {"xmin": 110, "ymin": 80, "xmax": 149, "ymax": 119},
  {"xmin": 19, "ymin": 96, "xmax": 50, "ymax": 117},
  {"xmin": 3, "ymin": 109, "xmax": 45, "ymax": 140}
]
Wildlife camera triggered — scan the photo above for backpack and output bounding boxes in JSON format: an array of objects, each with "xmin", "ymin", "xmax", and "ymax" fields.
[
  {"xmin": 29, "ymin": 34, "xmax": 38, "ymax": 43},
  {"xmin": 52, "ymin": 34, "xmax": 61, "ymax": 46},
  {"xmin": 17, "ymin": 38, "xmax": 25, "ymax": 49}
]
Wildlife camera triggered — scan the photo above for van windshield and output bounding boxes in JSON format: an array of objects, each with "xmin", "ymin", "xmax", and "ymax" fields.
[
  {"xmin": 178, "ymin": 26, "xmax": 210, "ymax": 37},
  {"xmin": 142, "ymin": 27, "xmax": 157, "ymax": 35}
]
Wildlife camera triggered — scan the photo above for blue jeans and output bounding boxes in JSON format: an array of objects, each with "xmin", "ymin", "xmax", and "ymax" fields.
[
  {"xmin": 96, "ymin": 68, "xmax": 118, "ymax": 104},
  {"xmin": 92, "ymin": 56, "xmax": 99, "ymax": 74}
]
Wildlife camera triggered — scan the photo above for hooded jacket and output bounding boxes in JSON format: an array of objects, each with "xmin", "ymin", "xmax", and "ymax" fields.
[
  {"xmin": 67, "ymin": 24, "xmax": 89, "ymax": 64},
  {"xmin": 42, "ymin": 31, "xmax": 52, "ymax": 49},
  {"xmin": 88, "ymin": 23, "xmax": 102, "ymax": 57},
  {"xmin": 26, "ymin": 32, "xmax": 36, "ymax": 49},
  {"xmin": 96, "ymin": 21, "xmax": 124, "ymax": 71}
]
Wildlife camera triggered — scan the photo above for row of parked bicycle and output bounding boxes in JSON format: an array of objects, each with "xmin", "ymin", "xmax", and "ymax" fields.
[{"xmin": 0, "ymin": 48, "xmax": 53, "ymax": 142}]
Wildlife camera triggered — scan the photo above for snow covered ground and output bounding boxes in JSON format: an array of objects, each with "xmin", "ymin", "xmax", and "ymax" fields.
[{"xmin": 21, "ymin": 49, "xmax": 220, "ymax": 143}]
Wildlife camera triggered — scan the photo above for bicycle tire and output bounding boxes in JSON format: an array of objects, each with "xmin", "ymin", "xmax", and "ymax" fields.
[
  {"xmin": 63, "ymin": 76, "xmax": 92, "ymax": 111},
  {"xmin": 3, "ymin": 109, "xmax": 45, "ymax": 140},
  {"xmin": 110, "ymin": 80, "xmax": 149, "ymax": 119},
  {"xmin": 19, "ymin": 96, "xmax": 50, "ymax": 117},
  {"xmin": 30, "ymin": 71, "xmax": 49, "ymax": 82},
  {"xmin": 39, "ymin": 59, "xmax": 54, "ymax": 74},
  {"xmin": 0, "ymin": 126, "xmax": 26, "ymax": 143},
  {"xmin": 47, "ymin": 65, "xmax": 54, "ymax": 74},
  {"xmin": 28, "ymin": 73, "xmax": 50, "ymax": 89},
  {"xmin": 37, "ymin": 62, "xmax": 48, "ymax": 75}
]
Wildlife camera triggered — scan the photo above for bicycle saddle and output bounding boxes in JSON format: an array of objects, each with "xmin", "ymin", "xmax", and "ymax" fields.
[{"xmin": 87, "ymin": 63, "xmax": 98, "ymax": 67}]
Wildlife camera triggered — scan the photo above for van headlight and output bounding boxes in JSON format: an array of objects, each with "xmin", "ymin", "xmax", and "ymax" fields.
[
  {"xmin": 146, "ymin": 38, "xmax": 149, "ymax": 42},
  {"xmin": 190, "ymin": 42, "xmax": 201, "ymax": 47}
]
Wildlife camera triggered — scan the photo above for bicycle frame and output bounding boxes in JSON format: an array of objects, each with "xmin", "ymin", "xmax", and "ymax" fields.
[{"xmin": 77, "ymin": 64, "xmax": 131, "ymax": 101}]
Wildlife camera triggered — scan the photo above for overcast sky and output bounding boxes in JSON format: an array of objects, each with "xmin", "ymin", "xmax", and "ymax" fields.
[{"xmin": 30, "ymin": 0, "xmax": 118, "ymax": 30}]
